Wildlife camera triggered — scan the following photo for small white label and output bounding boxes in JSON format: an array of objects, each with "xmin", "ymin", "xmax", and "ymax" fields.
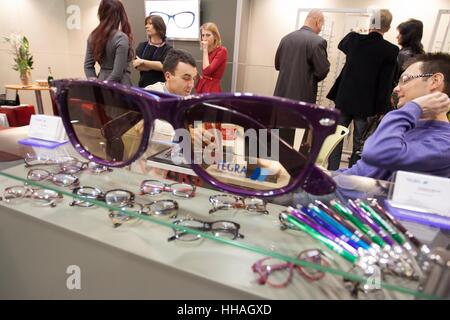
[
  {"xmin": 390, "ymin": 171, "xmax": 450, "ymax": 217},
  {"xmin": 28, "ymin": 115, "xmax": 67, "ymax": 142}
]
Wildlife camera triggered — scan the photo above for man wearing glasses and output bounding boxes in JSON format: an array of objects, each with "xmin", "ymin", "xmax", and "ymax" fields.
[{"xmin": 341, "ymin": 52, "xmax": 450, "ymax": 180}]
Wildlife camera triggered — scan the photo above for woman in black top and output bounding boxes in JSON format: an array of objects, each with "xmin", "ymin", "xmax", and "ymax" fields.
[
  {"xmin": 133, "ymin": 15, "xmax": 172, "ymax": 87},
  {"xmin": 396, "ymin": 19, "xmax": 425, "ymax": 75}
]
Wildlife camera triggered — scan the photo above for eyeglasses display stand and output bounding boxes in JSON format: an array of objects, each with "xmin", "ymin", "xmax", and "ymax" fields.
[{"xmin": 0, "ymin": 127, "xmax": 445, "ymax": 300}]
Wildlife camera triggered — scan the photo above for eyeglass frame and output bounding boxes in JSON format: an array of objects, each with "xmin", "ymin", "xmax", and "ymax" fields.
[
  {"xmin": 70, "ymin": 186, "xmax": 135, "ymax": 207},
  {"xmin": 149, "ymin": 11, "xmax": 196, "ymax": 29},
  {"xmin": 209, "ymin": 194, "xmax": 269, "ymax": 215},
  {"xmin": 251, "ymin": 249, "xmax": 330, "ymax": 288},
  {"xmin": 167, "ymin": 217, "xmax": 245, "ymax": 242},
  {"xmin": 140, "ymin": 179, "xmax": 196, "ymax": 198},
  {"xmin": 52, "ymin": 79, "xmax": 339, "ymax": 197},
  {"xmin": 27, "ymin": 168, "xmax": 80, "ymax": 187},
  {"xmin": 397, "ymin": 73, "xmax": 433, "ymax": 86},
  {"xmin": 1, "ymin": 185, "xmax": 63, "ymax": 207}
]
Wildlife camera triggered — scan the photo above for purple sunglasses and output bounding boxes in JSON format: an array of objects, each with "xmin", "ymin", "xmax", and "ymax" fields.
[{"xmin": 52, "ymin": 79, "xmax": 339, "ymax": 197}]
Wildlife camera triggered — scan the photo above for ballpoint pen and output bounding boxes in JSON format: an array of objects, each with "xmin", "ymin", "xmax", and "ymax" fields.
[
  {"xmin": 284, "ymin": 208, "xmax": 358, "ymax": 264},
  {"xmin": 347, "ymin": 199, "xmax": 396, "ymax": 247},
  {"xmin": 308, "ymin": 204, "xmax": 372, "ymax": 252},
  {"xmin": 315, "ymin": 200, "xmax": 375, "ymax": 248},
  {"xmin": 356, "ymin": 200, "xmax": 405, "ymax": 245},
  {"xmin": 330, "ymin": 200, "xmax": 386, "ymax": 248},
  {"xmin": 367, "ymin": 199, "xmax": 423, "ymax": 249},
  {"xmin": 299, "ymin": 206, "xmax": 362, "ymax": 251}
]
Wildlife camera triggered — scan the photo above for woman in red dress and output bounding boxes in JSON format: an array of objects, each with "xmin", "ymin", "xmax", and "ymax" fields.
[{"xmin": 195, "ymin": 22, "xmax": 228, "ymax": 93}]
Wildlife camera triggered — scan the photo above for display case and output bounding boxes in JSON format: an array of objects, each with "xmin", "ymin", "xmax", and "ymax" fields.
[{"xmin": 0, "ymin": 126, "xmax": 446, "ymax": 300}]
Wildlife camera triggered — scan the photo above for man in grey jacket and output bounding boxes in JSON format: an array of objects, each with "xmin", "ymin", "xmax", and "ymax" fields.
[
  {"xmin": 274, "ymin": 9, "xmax": 330, "ymax": 103},
  {"xmin": 273, "ymin": 10, "xmax": 330, "ymax": 146}
]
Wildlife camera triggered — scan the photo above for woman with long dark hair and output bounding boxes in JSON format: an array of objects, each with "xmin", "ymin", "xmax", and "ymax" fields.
[
  {"xmin": 133, "ymin": 15, "xmax": 172, "ymax": 88},
  {"xmin": 396, "ymin": 19, "xmax": 425, "ymax": 74},
  {"xmin": 84, "ymin": 0, "xmax": 134, "ymax": 84}
]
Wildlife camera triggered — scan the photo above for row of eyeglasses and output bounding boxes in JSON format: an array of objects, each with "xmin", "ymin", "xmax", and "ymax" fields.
[{"xmin": 276, "ymin": 198, "xmax": 430, "ymax": 285}]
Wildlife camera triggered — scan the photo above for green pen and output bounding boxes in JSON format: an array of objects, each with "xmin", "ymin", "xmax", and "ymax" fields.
[
  {"xmin": 357, "ymin": 200, "xmax": 405, "ymax": 245},
  {"xmin": 286, "ymin": 210, "xmax": 358, "ymax": 264},
  {"xmin": 330, "ymin": 200, "xmax": 386, "ymax": 248}
]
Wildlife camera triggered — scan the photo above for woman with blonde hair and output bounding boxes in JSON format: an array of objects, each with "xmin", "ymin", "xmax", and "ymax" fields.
[{"xmin": 195, "ymin": 22, "xmax": 227, "ymax": 93}]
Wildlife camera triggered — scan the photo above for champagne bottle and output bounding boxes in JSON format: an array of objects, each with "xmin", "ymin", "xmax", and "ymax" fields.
[{"xmin": 47, "ymin": 67, "xmax": 54, "ymax": 86}]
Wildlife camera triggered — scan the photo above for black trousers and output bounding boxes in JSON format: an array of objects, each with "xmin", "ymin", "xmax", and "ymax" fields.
[{"xmin": 327, "ymin": 111, "xmax": 368, "ymax": 170}]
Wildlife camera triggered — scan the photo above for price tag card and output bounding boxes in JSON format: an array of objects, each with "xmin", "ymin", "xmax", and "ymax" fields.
[
  {"xmin": 28, "ymin": 115, "xmax": 67, "ymax": 142},
  {"xmin": 390, "ymin": 171, "xmax": 450, "ymax": 217}
]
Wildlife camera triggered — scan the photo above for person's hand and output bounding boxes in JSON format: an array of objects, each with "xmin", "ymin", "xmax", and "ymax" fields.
[
  {"xmin": 413, "ymin": 92, "xmax": 450, "ymax": 118},
  {"xmin": 200, "ymin": 40, "xmax": 208, "ymax": 52},
  {"xmin": 132, "ymin": 56, "xmax": 144, "ymax": 69}
]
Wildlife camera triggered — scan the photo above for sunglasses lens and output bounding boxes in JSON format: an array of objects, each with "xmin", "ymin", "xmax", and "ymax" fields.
[
  {"xmin": 66, "ymin": 84, "xmax": 145, "ymax": 163},
  {"xmin": 184, "ymin": 100, "xmax": 313, "ymax": 194}
]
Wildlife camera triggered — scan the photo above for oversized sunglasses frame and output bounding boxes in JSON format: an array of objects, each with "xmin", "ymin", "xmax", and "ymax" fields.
[{"xmin": 52, "ymin": 79, "xmax": 340, "ymax": 198}]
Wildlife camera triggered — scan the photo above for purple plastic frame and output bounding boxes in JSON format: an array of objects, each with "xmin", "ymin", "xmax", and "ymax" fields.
[{"xmin": 52, "ymin": 79, "xmax": 340, "ymax": 197}]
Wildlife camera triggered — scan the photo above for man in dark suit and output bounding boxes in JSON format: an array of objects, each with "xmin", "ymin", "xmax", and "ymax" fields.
[
  {"xmin": 274, "ymin": 10, "xmax": 330, "ymax": 146},
  {"xmin": 274, "ymin": 9, "xmax": 330, "ymax": 103},
  {"xmin": 327, "ymin": 9, "xmax": 399, "ymax": 170}
]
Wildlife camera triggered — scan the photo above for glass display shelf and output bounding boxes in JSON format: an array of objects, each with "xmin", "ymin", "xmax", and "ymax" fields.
[{"xmin": 0, "ymin": 126, "xmax": 442, "ymax": 300}]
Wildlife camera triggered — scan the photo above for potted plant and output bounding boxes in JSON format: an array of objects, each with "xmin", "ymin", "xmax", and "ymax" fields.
[{"xmin": 3, "ymin": 33, "xmax": 34, "ymax": 85}]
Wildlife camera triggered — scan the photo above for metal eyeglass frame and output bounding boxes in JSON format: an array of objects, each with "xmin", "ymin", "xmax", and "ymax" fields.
[
  {"xmin": 1, "ymin": 185, "xmax": 63, "ymax": 207},
  {"xmin": 208, "ymin": 194, "xmax": 269, "ymax": 215},
  {"xmin": 398, "ymin": 73, "xmax": 433, "ymax": 86},
  {"xmin": 167, "ymin": 217, "xmax": 245, "ymax": 242},
  {"xmin": 52, "ymin": 79, "xmax": 339, "ymax": 197},
  {"xmin": 27, "ymin": 168, "xmax": 80, "ymax": 188},
  {"xmin": 69, "ymin": 186, "xmax": 135, "ymax": 208},
  {"xmin": 140, "ymin": 179, "xmax": 196, "ymax": 198}
]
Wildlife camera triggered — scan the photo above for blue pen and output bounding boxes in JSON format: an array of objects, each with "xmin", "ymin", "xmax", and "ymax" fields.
[
  {"xmin": 308, "ymin": 204, "xmax": 372, "ymax": 251},
  {"xmin": 299, "ymin": 206, "xmax": 362, "ymax": 251}
]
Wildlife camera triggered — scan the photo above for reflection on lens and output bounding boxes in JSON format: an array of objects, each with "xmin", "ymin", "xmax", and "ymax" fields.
[
  {"xmin": 244, "ymin": 197, "xmax": 267, "ymax": 212},
  {"xmin": 104, "ymin": 189, "xmax": 134, "ymax": 206},
  {"xmin": 28, "ymin": 169, "xmax": 51, "ymax": 181},
  {"xmin": 171, "ymin": 183, "xmax": 194, "ymax": 197},
  {"xmin": 3, "ymin": 186, "xmax": 27, "ymax": 201},
  {"xmin": 146, "ymin": 199, "xmax": 178, "ymax": 217},
  {"xmin": 210, "ymin": 194, "xmax": 238, "ymax": 209},
  {"xmin": 67, "ymin": 84, "xmax": 145, "ymax": 164},
  {"xmin": 141, "ymin": 180, "xmax": 165, "ymax": 195},
  {"xmin": 185, "ymin": 101, "xmax": 313, "ymax": 194},
  {"xmin": 174, "ymin": 220, "xmax": 204, "ymax": 241},
  {"xmin": 52, "ymin": 173, "xmax": 79, "ymax": 187},
  {"xmin": 87, "ymin": 161, "xmax": 110, "ymax": 173},
  {"xmin": 31, "ymin": 189, "xmax": 62, "ymax": 206},
  {"xmin": 211, "ymin": 221, "xmax": 238, "ymax": 239}
]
